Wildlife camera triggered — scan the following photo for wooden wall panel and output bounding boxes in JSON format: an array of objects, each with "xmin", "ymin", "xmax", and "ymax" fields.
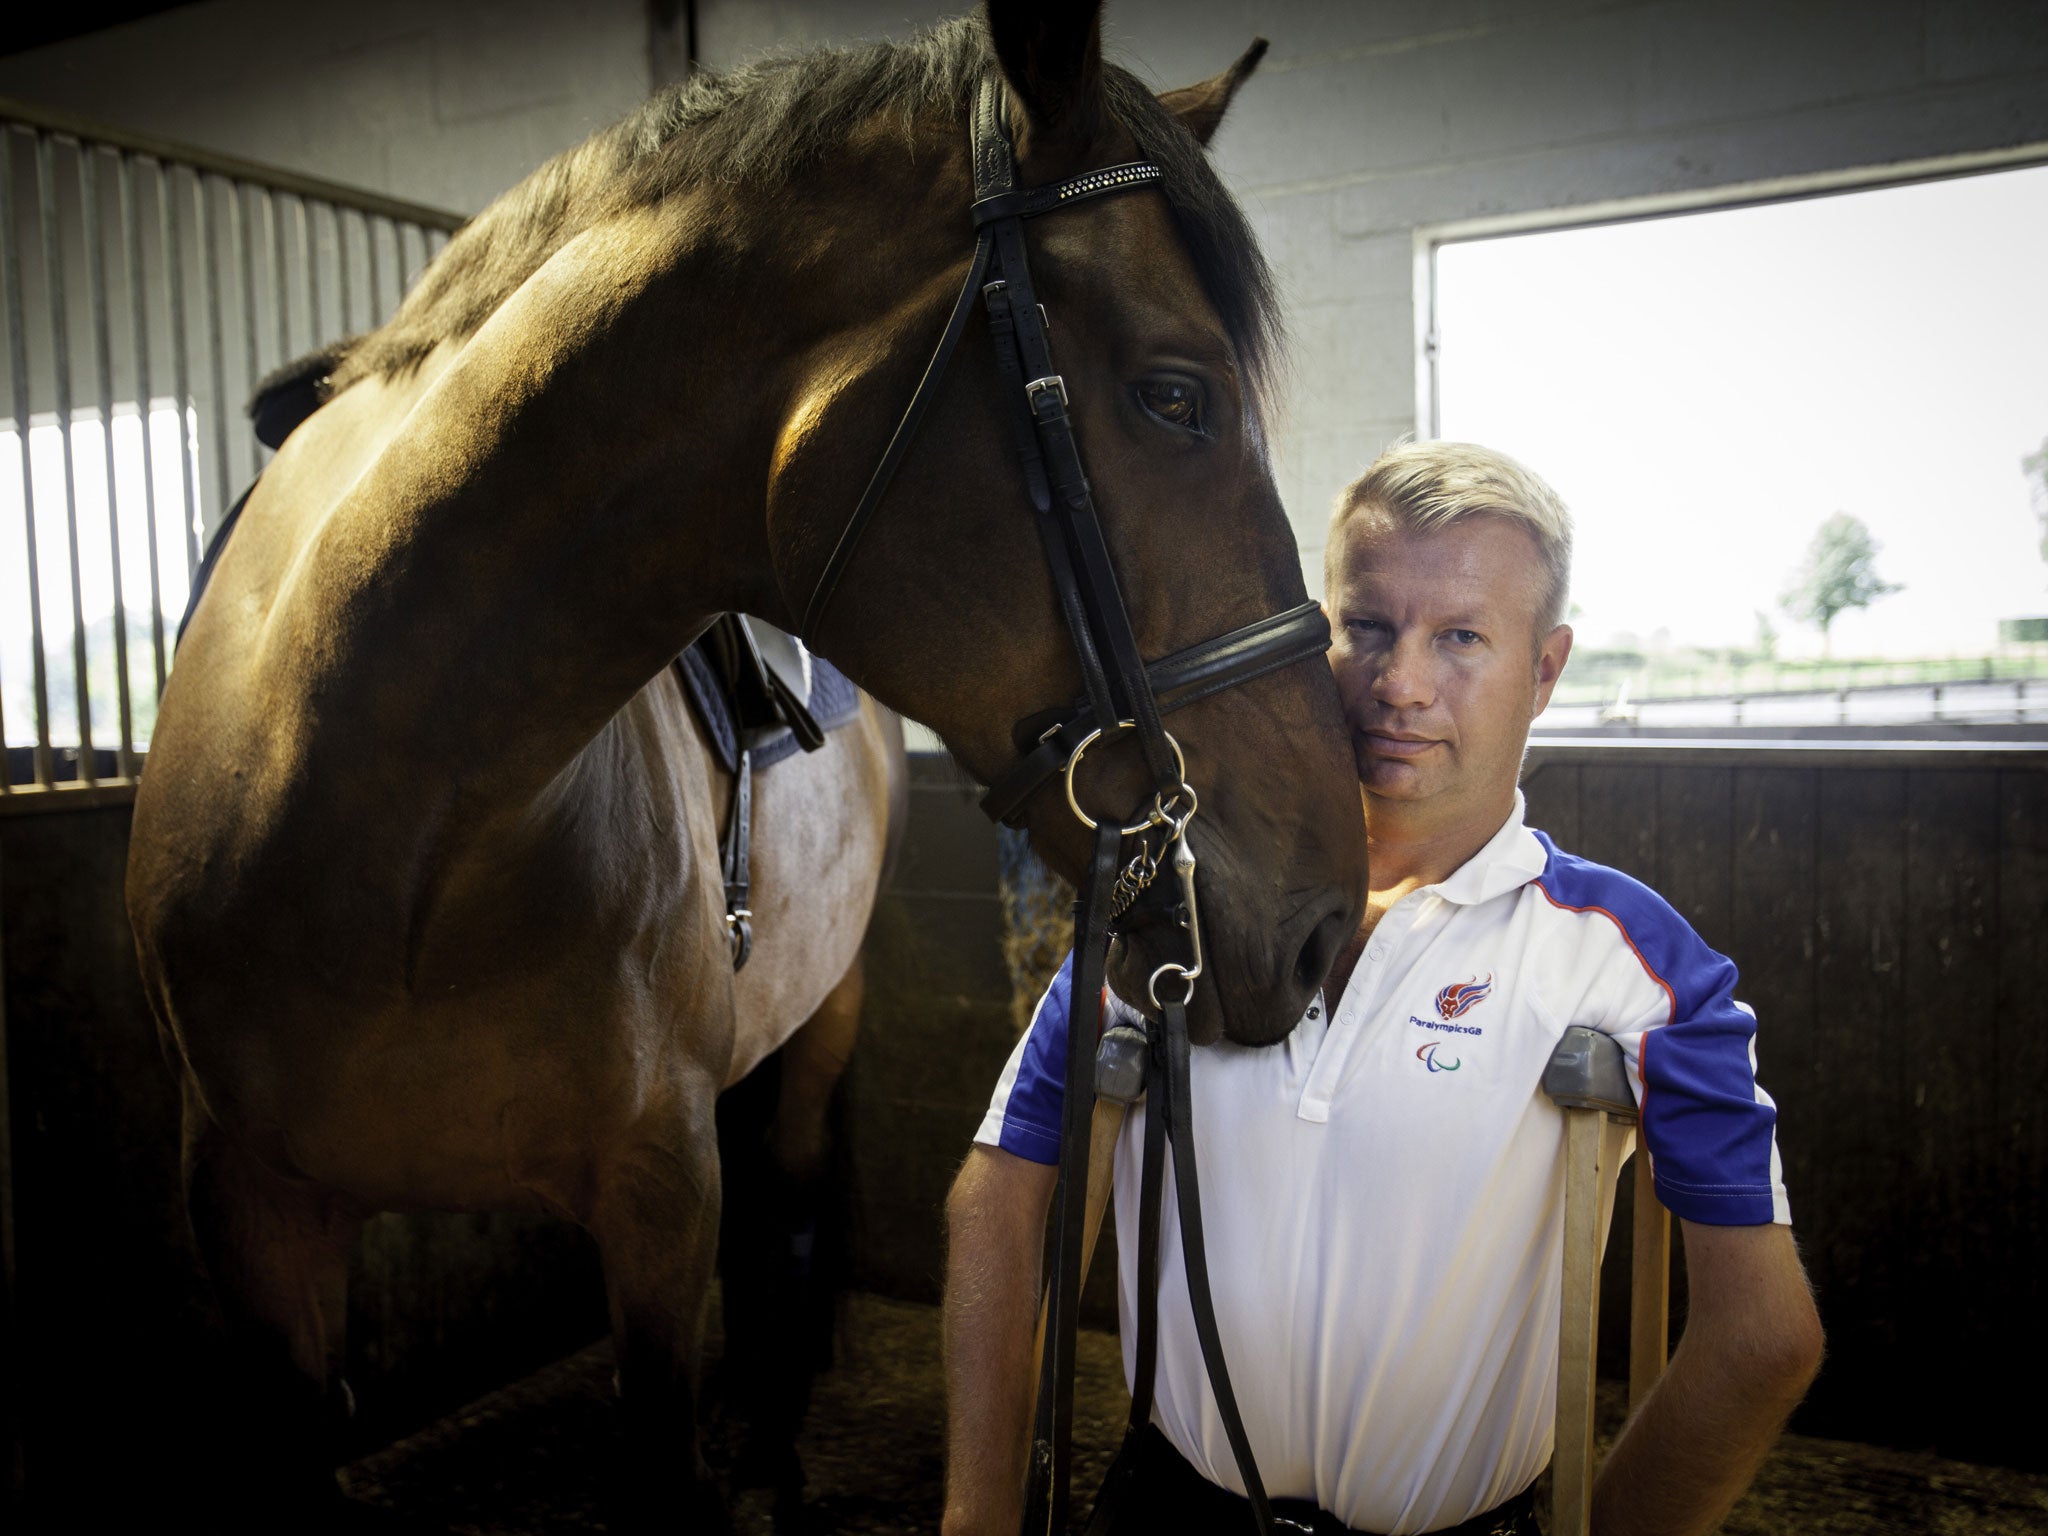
[
  {"xmin": 1653, "ymin": 766, "xmax": 1734, "ymax": 951},
  {"xmin": 1995, "ymin": 768, "xmax": 2048, "ymax": 1472},
  {"xmin": 1805, "ymin": 769, "xmax": 1907, "ymax": 1442},
  {"xmin": 1522, "ymin": 744, "xmax": 2045, "ymax": 1470},
  {"xmin": 1574, "ymin": 762, "xmax": 1660, "ymax": 884},
  {"xmin": 1900, "ymin": 772, "xmax": 2002, "ymax": 1448},
  {"xmin": 1520, "ymin": 761, "xmax": 1581, "ymax": 849},
  {"xmin": 1728, "ymin": 768, "xmax": 1819, "ymax": 1222}
]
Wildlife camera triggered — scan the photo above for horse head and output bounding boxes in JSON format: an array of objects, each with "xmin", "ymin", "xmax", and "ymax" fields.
[{"xmin": 774, "ymin": 2, "xmax": 1367, "ymax": 1045}]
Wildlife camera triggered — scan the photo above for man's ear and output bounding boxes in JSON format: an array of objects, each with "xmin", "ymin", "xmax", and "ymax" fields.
[
  {"xmin": 1533, "ymin": 624, "xmax": 1574, "ymax": 716},
  {"xmin": 1158, "ymin": 38, "xmax": 1268, "ymax": 148},
  {"xmin": 985, "ymin": 0, "xmax": 1107, "ymax": 159}
]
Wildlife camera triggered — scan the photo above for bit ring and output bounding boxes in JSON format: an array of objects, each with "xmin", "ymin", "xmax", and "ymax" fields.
[{"xmin": 1063, "ymin": 722, "xmax": 1187, "ymax": 834}]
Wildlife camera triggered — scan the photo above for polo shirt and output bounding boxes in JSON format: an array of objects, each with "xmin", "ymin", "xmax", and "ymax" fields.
[{"xmin": 973, "ymin": 793, "xmax": 1790, "ymax": 1535}]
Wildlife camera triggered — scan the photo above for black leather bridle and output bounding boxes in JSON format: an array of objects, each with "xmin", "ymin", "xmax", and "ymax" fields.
[{"xmin": 799, "ymin": 76, "xmax": 1318, "ymax": 1536}]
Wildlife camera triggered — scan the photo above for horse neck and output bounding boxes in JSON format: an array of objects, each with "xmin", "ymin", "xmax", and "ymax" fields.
[{"xmin": 263, "ymin": 142, "xmax": 963, "ymax": 840}]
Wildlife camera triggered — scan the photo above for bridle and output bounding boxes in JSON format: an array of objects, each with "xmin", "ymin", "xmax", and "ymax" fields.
[{"xmin": 799, "ymin": 76, "xmax": 1318, "ymax": 1536}]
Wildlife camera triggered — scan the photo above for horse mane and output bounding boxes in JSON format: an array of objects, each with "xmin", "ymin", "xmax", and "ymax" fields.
[{"xmin": 320, "ymin": 15, "xmax": 1281, "ymax": 412}]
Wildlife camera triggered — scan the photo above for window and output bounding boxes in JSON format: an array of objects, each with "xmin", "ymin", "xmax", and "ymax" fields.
[
  {"xmin": 2, "ymin": 400, "xmax": 196, "ymax": 751},
  {"xmin": 1431, "ymin": 164, "xmax": 2048, "ymax": 734}
]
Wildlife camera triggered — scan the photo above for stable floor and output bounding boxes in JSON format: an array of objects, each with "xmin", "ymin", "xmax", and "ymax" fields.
[{"xmin": 342, "ymin": 1292, "xmax": 2048, "ymax": 1534}]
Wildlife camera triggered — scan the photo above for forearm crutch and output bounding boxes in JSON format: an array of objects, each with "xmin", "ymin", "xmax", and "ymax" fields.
[{"xmin": 1542, "ymin": 1026, "xmax": 1672, "ymax": 1536}]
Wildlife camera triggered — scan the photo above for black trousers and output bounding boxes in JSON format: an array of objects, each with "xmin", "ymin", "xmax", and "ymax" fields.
[{"xmin": 1084, "ymin": 1425, "xmax": 1543, "ymax": 1536}]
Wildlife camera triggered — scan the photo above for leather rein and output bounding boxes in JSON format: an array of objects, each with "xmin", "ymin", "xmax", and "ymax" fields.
[{"xmin": 799, "ymin": 77, "xmax": 1314, "ymax": 1536}]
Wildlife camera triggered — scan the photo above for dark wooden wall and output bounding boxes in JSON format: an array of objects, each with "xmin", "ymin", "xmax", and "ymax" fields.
[{"xmin": 1520, "ymin": 742, "xmax": 2047, "ymax": 1472}]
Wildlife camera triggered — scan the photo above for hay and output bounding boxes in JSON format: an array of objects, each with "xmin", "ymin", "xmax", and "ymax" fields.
[{"xmin": 996, "ymin": 827, "xmax": 1075, "ymax": 1036}]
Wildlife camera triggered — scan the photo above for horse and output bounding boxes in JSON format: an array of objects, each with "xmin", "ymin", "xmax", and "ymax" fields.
[{"xmin": 124, "ymin": 1, "xmax": 1369, "ymax": 1526}]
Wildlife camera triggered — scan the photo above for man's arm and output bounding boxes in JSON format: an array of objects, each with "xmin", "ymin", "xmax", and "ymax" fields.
[
  {"xmin": 1590, "ymin": 1220, "xmax": 1824, "ymax": 1536},
  {"xmin": 942, "ymin": 1143, "xmax": 1059, "ymax": 1536}
]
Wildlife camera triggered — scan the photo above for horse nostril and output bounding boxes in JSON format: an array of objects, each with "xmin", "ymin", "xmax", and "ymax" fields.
[{"xmin": 1294, "ymin": 904, "xmax": 1351, "ymax": 995}]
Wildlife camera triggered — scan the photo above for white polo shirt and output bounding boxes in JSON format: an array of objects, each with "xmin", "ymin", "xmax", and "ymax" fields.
[{"xmin": 975, "ymin": 793, "xmax": 1790, "ymax": 1535}]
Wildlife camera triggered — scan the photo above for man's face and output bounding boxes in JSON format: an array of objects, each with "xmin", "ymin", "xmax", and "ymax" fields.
[{"xmin": 1326, "ymin": 509, "xmax": 1571, "ymax": 831}]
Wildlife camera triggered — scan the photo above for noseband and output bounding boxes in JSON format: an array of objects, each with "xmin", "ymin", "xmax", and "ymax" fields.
[{"xmin": 800, "ymin": 77, "xmax": 1310, "ymax": 1535}]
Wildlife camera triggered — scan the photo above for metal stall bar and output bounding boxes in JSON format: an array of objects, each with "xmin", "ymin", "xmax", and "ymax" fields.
[
  {"xmin": 162, "ymin": 162, "xmax": 200, "ymax": 584},
  {"xmin": 334, "ymin": 205, "xmax": 353, "ymax": 337},
  {"xmin": 302, "ymin": 196, "xmax": 321, "ymax": 357},
  {"xmin": 236, "ymin": 181, "xmax": 258, "ymax": 480},
  {"xmin": 121, "ymin": 152, "xmax": 167, "ymax": 699},
  {"xmin": 2, "ymin": 128, "xmax": 54, "ymax": 789},
  {"xmin": 365, "ymin": 213, "xmax": 386, "ymax": 325},
  {"xmin": 271, "ymin": 188, "xmax": 291, "ymax": 367},
  {"xmin": 198, "ymin": 171, "xmax": 228, "ymax": 571},
  {"xmin": 81, "ymin": 144, "xmax": 137, "ymax": 779},
  {"xmin": 37, "ymin": 136, "xmax": 95, "ymax": 786}
]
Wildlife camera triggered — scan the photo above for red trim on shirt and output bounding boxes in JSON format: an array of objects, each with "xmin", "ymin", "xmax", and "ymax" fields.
[
  {"xmin": 1532, "ymin": 882, "xmax": 1679, "ymax": 1024},
  {"xmin": 1534, "ymin": 881, "xmax": 1676, "ymax": 1148}
]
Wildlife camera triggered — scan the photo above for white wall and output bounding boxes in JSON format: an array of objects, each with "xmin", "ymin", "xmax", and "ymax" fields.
[
  {"xmin": 7, "ymin": 0, "xmax": 2045, "ymax": 585},
  {"xmin": 0, "ymin": 0, "xmax": 651, "ymax": 216}
]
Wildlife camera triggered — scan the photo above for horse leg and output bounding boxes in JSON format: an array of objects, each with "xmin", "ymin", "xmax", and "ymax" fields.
[
  {"xmin": 719, "ymin": 953, "xmax": 864, "ymax": 1526},
  {"xmin": 591, "ymin": 1068, "xmax": 728, "ymax": 1534},
  {"xmin": 180, "ymin": 1074, "xmax": 362, "ymax": 1528}
]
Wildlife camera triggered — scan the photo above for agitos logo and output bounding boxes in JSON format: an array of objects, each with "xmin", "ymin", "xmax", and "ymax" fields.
[
  {"xmin": 1436, "ymin": 974, "xmax": 1494, "ymax": 1021},
  {"xmin": 1416, "ymin": 1040, "xmax": 1461, "ymax": 1073}
]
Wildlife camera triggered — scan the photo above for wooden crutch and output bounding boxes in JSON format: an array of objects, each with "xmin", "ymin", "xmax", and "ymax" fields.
[{"xmin": 1542, "ymin": 1026, "xmax": 1672, "ymax": 1536}]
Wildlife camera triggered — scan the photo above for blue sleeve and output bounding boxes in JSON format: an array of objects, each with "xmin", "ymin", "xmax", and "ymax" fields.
[
  {"xmin": 994, "ymin": 952, "xmax": 1077, "ymax": 1166},
  {"xmin": 1536, "ymin": 836, "xmax": 1786, "ymax": 1226}
]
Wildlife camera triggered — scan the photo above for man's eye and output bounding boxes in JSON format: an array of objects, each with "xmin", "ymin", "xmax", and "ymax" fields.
[
  {"xmin": 1136, "ymin": 377, "xmax": 1205, "ymax": 433},
  {"xmin": 1447, "ymin": 629, "xmax": 1484, "ymax": 646}
]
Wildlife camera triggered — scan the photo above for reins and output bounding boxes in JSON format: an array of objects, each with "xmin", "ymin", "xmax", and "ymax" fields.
[{"xmin": 798, "ymin": 76, "xmax": 1315, "ymax": 1536}]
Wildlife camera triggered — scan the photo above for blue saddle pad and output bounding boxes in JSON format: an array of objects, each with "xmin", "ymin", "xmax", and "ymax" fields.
[{"xmin": 676, "ymin": 642, "xmax": 861, "ymax": 775}]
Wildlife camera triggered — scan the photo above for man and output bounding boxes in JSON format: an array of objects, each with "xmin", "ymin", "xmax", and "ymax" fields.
[{"xmin": 942, "ymin": 441, "xmax": 1823, "ymax": 1536}]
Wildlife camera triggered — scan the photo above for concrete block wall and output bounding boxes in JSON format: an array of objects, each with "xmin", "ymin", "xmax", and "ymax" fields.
[{"xmin": 0, "ymin": 0, "xmax": 651, "ymax": 217}]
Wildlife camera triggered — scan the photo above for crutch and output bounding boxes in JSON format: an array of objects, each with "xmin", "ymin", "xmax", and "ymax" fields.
[{"xmin": 1542, "ymin": 1025, "xmax": 1672, "ymax": 1536}]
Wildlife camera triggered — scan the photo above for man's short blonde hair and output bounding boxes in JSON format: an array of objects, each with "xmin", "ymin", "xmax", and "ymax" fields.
[{"xmin": 1329, "ymin": 440, "xmax": 1574, "ymax": 634}]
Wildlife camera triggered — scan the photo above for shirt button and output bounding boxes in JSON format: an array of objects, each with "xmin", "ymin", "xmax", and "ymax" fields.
[{"xmin": 1369, "ymin": 946, "xmax": 1386, "ymax": 960}]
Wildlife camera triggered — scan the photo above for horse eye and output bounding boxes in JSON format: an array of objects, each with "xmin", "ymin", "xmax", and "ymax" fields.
[{"xmin": 1137, "ymin": 377, "xmax": 1205, "ymax": 433}]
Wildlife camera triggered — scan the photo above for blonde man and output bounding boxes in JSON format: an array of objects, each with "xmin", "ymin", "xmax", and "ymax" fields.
[{"xmin": 944, "ymin": 441, "xmax": 1822, "ymax": 1536}]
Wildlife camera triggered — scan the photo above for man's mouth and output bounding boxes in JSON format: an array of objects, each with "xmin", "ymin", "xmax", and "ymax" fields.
[{"xmin": 1360, "ymin": 730, "xmax": 1441, "ymax": 758}]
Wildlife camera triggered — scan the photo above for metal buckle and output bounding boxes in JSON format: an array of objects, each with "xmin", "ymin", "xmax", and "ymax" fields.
[{"xmin": 1026, "ymin": 374, "xmax": 1068, "ymax": 409}]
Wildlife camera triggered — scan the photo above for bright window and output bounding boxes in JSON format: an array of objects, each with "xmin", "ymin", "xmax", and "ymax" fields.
[{"xmin": 1432, "ymin": 165, "xmax": 2048, "ymax": 730}]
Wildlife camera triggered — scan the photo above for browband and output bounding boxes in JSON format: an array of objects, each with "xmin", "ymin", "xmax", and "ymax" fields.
[
  {"xmin": 979, "ymin": 601, "xmax": 1332, "ymax": 827},
  {"xmin": 969, "ymin": 161, "xmax": 1163, "ymax": 225}
]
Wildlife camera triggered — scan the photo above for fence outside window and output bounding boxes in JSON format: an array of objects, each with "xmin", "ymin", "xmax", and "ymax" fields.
[{"xmin": 0, "ymin": 96, "xmax": 463, "ymax": 804}]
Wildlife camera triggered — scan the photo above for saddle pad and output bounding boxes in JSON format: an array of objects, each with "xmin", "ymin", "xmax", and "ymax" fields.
[{"xmin": 677, "ymin": 640, "xmax": 861, "ymax": 776}]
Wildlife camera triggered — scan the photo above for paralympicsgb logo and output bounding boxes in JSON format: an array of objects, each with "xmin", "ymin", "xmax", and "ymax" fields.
[{"xmin": 1436, "ymin": 974, "xmax": 1493, "ymax": 1021}]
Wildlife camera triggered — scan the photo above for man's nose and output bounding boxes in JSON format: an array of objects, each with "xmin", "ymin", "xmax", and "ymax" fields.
[{"xmin": 1372, "ymin": 633, "xmax": 1434, "ymax": 710}]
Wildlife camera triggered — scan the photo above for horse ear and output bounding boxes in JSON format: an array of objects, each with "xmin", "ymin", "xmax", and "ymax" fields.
[
  {"xmin": 985, "ymin": 0, "xmax": 1107, "ymax": 154},
  {"xmin": 1158, "ymin": 37, "xmax": 1268, "ymax": 147}
]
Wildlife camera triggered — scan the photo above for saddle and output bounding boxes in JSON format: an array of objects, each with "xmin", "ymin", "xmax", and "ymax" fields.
[{"xmin": 672, "ymin": 614, "xmax": 861, "ymax": 970}]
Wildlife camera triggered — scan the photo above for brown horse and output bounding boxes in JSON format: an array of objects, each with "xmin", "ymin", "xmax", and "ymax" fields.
[{"xmin": 125, "ymin": 1, "xmax": 1367, "ymax": 1526}]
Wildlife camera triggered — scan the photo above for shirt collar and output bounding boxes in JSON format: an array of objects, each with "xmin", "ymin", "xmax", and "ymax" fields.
[{"xmin": 1422, "ymin": 789, "xmax": 1548, "ymax": 907}]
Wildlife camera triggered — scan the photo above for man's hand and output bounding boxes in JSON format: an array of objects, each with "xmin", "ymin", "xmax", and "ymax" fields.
[
  {"xmin": 942, "ymin": 1144, "xmax": 1059, "ymax": 1536},
  {"xmin": 1590, "ymin": 1220, "xmax": 1824, "ymax": 1536}
]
